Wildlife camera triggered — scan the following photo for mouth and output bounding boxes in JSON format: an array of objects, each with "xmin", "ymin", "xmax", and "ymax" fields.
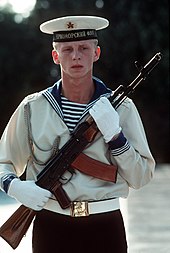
[{"xmin": 71, "ymin": 65, "xmax": 83, "ymax": 69}]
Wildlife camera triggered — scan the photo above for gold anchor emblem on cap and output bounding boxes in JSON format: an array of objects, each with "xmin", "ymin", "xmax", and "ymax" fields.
[{"xmin": 67, "ymin": 21, "xmax": 75, "ymax": 29}]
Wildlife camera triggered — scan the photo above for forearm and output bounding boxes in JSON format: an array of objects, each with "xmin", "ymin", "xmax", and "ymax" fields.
[
  {"xmin": 110, "ymin": 145, "xmax": 155, "ymax": 188},
  {"xmin": 0, "ymin": 102, "xmax": 30, "ymax": 190}
]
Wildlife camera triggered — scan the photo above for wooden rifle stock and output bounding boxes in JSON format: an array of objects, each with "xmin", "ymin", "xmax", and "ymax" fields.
[
  {"xmin": 0, "ymin": 52, "xmax": 162, "ymax": 249},
  {"xmin": 0, "ymin": 205, "xmax": 36, "ymax": 249}
]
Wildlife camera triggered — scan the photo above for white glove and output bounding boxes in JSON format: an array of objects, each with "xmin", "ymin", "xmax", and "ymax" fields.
[
  {"xmin": 8, "ymin": 178, "xmax": 52, "ymax": 211},
  {"xmin": 89, "ymin": 97, "xmax": 121, "ymax": 143}
]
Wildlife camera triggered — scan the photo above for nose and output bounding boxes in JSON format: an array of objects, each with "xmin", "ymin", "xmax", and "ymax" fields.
[{"xmin": 72, "ymin": 48, "xmax": 81, "ymax": 60}]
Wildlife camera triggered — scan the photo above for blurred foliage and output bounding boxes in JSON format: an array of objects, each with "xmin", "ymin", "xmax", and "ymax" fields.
[{"xmin": 0, "ymin": 0, "xmax": 169, "ymax": 163}]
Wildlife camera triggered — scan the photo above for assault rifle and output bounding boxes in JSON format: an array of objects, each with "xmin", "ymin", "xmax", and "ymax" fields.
[{"xmin": 0, "ymin": 52, "xmax": 162, "ymax": 249}]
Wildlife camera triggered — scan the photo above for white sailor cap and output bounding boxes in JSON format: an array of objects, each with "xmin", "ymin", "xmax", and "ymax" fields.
[{"xmin": 40, "ymin": 15, "xmax": 109, "ymax": 42}]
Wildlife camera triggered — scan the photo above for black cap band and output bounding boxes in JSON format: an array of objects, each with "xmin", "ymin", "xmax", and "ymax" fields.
[{"xmin": 53, "ymin": 29, "xmax": 98, "ymax": 42}]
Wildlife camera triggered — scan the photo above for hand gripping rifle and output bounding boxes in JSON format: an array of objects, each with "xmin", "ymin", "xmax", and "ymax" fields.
[{"xmin": 0, "ymin": 52, "xmax": 162, "ymax": 249}]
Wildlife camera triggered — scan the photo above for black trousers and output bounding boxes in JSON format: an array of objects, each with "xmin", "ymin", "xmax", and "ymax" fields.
[{"xmin": 32, "ymin": 209, "xmax": 127, "ymax": 253}]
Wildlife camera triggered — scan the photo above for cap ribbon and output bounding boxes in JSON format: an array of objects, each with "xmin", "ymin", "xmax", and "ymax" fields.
[{"xmin": 53, "ymin": 29, "xmax": 98, "ymax": 42}]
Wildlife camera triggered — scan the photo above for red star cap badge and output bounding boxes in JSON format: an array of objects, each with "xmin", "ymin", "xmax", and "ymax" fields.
[{"xmin": 67, "ymin": 22, "xmax": 74, "ymax": 29}]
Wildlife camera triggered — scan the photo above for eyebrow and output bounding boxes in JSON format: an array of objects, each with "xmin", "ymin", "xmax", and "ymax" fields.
[{"xmin": 61, "ymin": 43, "xmax": 91, "ymax": 49}]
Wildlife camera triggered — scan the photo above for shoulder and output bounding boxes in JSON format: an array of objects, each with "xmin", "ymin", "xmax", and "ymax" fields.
[
  {"xmin": 22, "ymin": 92, "xmax": 45, "ymax": 106},
  {"xmin": 118, "ymin": 97, "xmax": 134, "ymax": 111},
  {"xmin": 117, "ymin": 97, "xmax": 140, "ymax": 121}
]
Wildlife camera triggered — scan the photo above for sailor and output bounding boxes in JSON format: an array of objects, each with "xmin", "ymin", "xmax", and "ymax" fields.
[{"xmin": 0, "ymin": 15, "xmax": 155, "ymax": 253}]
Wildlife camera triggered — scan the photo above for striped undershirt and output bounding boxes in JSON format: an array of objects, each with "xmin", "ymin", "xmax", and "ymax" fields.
[{"xmin": 61, "ymin": 95, "xmax": 87, "ymax": 132}]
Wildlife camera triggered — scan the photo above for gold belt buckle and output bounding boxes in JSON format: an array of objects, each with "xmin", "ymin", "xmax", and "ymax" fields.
[{"xmin": 71, "ymin": 201, "xmax": 89, "ymax": 217}]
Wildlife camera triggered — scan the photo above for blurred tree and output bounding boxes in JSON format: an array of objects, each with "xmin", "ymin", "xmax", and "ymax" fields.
[{"xmin": 0, "ymin": 0, "xmax": 169, "ymax": 162}]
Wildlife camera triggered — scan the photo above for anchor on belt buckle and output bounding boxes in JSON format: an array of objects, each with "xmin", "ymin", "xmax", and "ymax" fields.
[{"xmin": 71, "ymin": 201, "xmax": 89, "ymax": 217}]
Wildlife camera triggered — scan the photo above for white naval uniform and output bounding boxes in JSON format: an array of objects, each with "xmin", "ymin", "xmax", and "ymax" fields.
[{"xmin": 0, "ymin": 77, "xmax": 155, "ymax": 213}]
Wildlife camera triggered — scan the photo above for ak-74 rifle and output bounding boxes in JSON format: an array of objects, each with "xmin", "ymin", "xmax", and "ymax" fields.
[{"xmin": 0, "ymin": 52, "xmax": 162, "ymax": 249}]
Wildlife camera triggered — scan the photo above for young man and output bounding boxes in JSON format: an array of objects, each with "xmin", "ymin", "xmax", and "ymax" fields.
[{"xmin": 0, "ymin": 16, "xmax": 155, "ymax": 252}]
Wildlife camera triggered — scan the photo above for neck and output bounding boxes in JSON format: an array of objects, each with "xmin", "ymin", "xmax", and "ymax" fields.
[{"xmin": 61, "ymin": 75, "xmax": 95, "ymax": 104}]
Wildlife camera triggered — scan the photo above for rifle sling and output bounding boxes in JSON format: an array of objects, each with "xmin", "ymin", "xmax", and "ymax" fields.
[{"xmin": 71, "ymin": 152, "xmax": 117, "ymax": 183}]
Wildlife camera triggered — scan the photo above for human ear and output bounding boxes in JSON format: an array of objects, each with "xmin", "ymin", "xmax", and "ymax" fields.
[
  {"xmin": 93, "ymin": 46, "xmax": 101, "ymax": 62},
  {"xmin": 52, "ymin": 50, "xmax": 60, "ymax": 64}
]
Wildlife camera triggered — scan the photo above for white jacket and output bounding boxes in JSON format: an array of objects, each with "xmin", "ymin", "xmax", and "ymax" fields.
[{"xmin": 0, "ymin": 78, "xmax": 155, "ymax": 212}]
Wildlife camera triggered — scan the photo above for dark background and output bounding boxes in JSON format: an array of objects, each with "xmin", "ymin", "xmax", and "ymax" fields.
[{"xmin": 0, "ymin": 0, "xmax": 169, "ymax": 163}]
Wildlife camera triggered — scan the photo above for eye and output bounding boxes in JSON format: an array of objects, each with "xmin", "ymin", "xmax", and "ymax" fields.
[
  {"xmin": 62, "ymin": 47, "xmax": 72, "ymax": 52},
  {"xmin": 81, "ymin": 46, "xmax": 88, "ymax": 51}
]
